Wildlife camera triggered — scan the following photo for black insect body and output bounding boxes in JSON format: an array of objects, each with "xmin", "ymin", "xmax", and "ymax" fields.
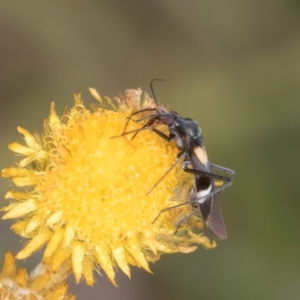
[
  {"xmin": 168, "ymin": 116, "xmax": 234, "ymax": 239},
  {"xmin": 116, "ymin": 79, "xmax": 235, "ymax": 239}
]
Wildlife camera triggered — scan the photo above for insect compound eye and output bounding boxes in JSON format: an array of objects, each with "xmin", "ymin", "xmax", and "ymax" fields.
[{"xmin": 161, "ymin": 114, "xmax": 176, "ymax": 126}]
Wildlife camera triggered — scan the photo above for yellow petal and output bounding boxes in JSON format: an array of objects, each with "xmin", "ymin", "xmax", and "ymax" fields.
[
  {"xmin": 1, "ymin": 202, "xmax": 19, "ymax": 212},
  {"xmin": 2, "ymin": 199, "xmax": 37, "ymax": 219},
  {"xmin": 1, "ymin": 251, "xmax": 16, "ymax": 277},
  {"xmin": 82, "ymin": 255, "xmax": 94, "ymax": 286},
  {"xmin": 4, "ymin": 191, "xmax": 30, "ymax": 201},
  {"xmin": 17, "ymin": 127, "xmax": 41, "ymax": 151},
  {"xmin": 89, "ymin": 88, "xmax": 103, "ymax": 105},
  {"xmin": 12, "ymin": 175, "xmax": 37, "ymax": 186},
  {"xmin": 104, "ymin": 95, "xmax": 118, "ymax": 110},
  {"xmin": 19, "ymin": 153, "xmax": 44, "ymax": 168},
  {"xmin": 189, "ymin": 232, "xmax": 217, "ymax": 249},
  {"xmin": 125, "ymin": 236, "xmax": 151, "ymax": 273},
  {"xmin": 8, "ymin": 142, "xmax": 36, "ymax": 156},
  {"xmin": 48, "ymin": 247, "xmax": 71, "ymax": 272},
  {"xmin": 142, "ymin": 230, "xmax": 158, "ymax": 255},
  {"xmin": 94, "ymin": 244, "xmax": 116, "ymax": 286},
  {"xmin": 44, "ymin": 280, "xmax": 68, "ymax": 300},
  {"xmin": 112, "ymin": 243, "xmax": 130, "ymax": 278},
  {"xmin": 1, "ymin": 167, "xmax": 33, "ymax": 178},
  {"xmin": 11, "ymin": 220, "xmax": 31, "ymax": 237},
  {"xmin": 62, "ymin": 225, "xmax": 75, "ymax": 247},
  {"xmin": 48, "ymin": 102, "xmax": 62, "ymax": 132},
  {"xmin": 46, "ymin": 211, "xmax": 63, "ymax": 227},
  {"xmin": 15, "ymin": 268, "xmax": 28, "ymax": 287},
  {"xmin": 73, "ymin": 93, "xmax": 82, "ymax": 105},
  {"xmin": 16, "ymin": 228, "xmax": 53, "ymax": 259},
  {"xmin": 43, "ymin": 227, "xmax": 65, "ymax": 259},
  {"xmin": 26, "ymin": 214, "xmax": 45, "ymax": 233},
  {"xmin": 72, "ymin": 241, "xmax": 85, "ymax": 284}
]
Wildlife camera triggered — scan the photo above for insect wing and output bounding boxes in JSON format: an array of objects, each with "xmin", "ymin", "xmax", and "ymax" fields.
[
  {"xmin": 189, "ymin": 141, "xmax": 227, "ymax": 240},
  {"xmin": 201, "ymin": 192, "xmax": 227, "ymax": 240}
]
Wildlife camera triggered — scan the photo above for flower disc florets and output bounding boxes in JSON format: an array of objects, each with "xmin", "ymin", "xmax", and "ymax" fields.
[{"xmin": 1, "ymin": 88, "xmax": 215, "ymax": 286}]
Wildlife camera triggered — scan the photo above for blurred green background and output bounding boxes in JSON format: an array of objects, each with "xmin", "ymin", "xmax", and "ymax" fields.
[{"xmin": 1, "ymin": 1, "xmax": 300, "ymax": 299}]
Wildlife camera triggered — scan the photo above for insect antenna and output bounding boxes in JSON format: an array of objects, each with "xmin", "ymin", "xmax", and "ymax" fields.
[{"xmin": 150, "ymin": 78, "xmax": 165, "ymax": 106}]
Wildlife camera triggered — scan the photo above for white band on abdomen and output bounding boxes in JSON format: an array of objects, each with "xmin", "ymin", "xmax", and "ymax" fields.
[{"xmin": 196, "ymin": 184, "xmax": 212, "ymax": 203}]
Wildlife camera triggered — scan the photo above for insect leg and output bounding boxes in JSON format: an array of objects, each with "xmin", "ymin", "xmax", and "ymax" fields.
[
  {"xmin": 152, "ymin": 180, "xmax": 230, "ymax": 224},
  {"xmin": 146, "ymin": 152, "xmax": 185, "ymax": 195},
  {"xmin": 122, "ymin": 107, "xmax": 159, "ymax": 135},
  {"xmin": 183, "ymin": 164, "xmax": 234, "ymax": 195},
  {"xmin": 111, "ymin": 125, "xmax": 173, "ymax": 142},
  {"xmin": 182, "ymin": 162, "xmax": 231, "ymax": 183},
  {"xmin": 152, "ymin": 201, "xmax": 191, "ymax": 224},
  {"xmin": 174, "ymin": 210, "xmax": 199, "ymax": 234},
  {"xmin": 209, "ymin": 162, "xmax": 235, "ymax": 179}
]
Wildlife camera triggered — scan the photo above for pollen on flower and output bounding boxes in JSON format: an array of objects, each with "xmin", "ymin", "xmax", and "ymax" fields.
[
  {"xmin": 1, "ymin": 88, "xmax": 216, "ymax": 286},
  {"xmin": 0, "ymin": 251, "xmax": 75, "ymax": 300}
]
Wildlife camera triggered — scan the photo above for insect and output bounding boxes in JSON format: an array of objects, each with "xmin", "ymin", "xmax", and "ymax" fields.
[{"xmin": 116, "ymin": 79, "xmax": 235, "ymax": 239}]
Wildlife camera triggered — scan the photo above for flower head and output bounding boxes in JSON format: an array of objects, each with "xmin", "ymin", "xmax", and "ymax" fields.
[
  {"xmin": 1, "ymin": 88, "xmax": 215, "ymax": 286},
  {"xmin": 0, "ymin": 251, "xmax": 74, "ymax": 300}
]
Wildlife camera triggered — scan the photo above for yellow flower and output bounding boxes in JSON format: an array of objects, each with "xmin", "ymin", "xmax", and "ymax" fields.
[
  {"xmin": 1, "ymin": 88, "xmax": 215, "ymax": 286},
  {"xmin": 0, "ymin": 251, "xmax": 75, "ymax": 300}
]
